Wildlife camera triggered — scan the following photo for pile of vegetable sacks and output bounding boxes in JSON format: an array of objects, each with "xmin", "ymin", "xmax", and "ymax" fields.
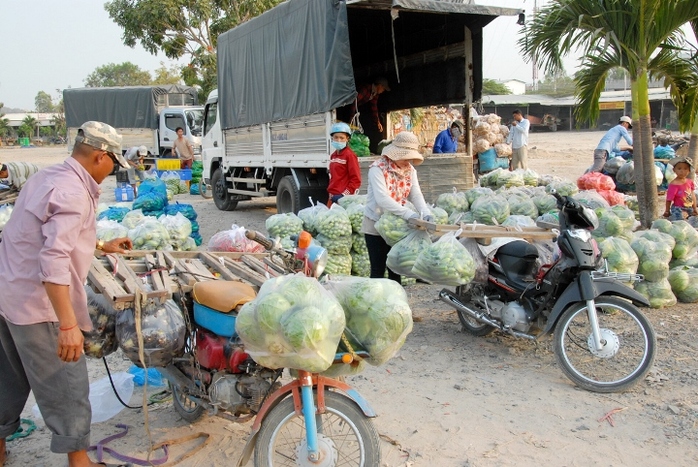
[
  {"xmin": 315, "ymin": 205, "xmax": 353, "ymax": 275},
  {"xmin": 411, "ymin": 230, "xmax": 476, "ymax": 286},
  {"xmin": 630, "ymin": 230, "xmax": 677, "ymax": 308},
  {"xmin": 235, "ymin": 274, "xmax": 346, "ymax": 372},
  {"xmin": 324, "ymin": 277, "xmax": 413, "ymax": 375},
  {"xmin": 338, "ymin": 195, "xmax": 371, "ymax": 277}
]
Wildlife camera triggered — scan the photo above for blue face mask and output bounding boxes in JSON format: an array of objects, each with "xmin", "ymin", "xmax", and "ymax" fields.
[{"xmin": 331, "ymin": 141, "xmax": 347, "ymax": 151}]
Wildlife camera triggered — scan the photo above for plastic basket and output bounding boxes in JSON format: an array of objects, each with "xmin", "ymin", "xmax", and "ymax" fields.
[{"xmin": 156, "ymin": 159, "xmax": 181, "ymax": 170}]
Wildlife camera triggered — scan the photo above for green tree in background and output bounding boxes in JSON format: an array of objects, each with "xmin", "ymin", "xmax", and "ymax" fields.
[
  {"xmin": 535, "ymin": 70, "xmax": 576, "ymax": 97},
  {"xmin": 482, "ymin": 79, "xmax": 512, "ymax": 95},
  {"xmin": 35, "ymin": 91, "xmax": 56, "ymax": 112},
  {"xmin": 104, "ymin": 0, "xmax": 282, "ymax": 101},
  {"xmin": 152, "ymin": 62, "xmax": 183, "ymax": 85},
  {"xmin": 84, "ymin": 62, "xmax": 152, "ymax": 87},
  {"xmin": 0, "ymin": 103, "xmax": 10, "ymax": 140},
  {"xmin": 51, "ymin": 89, "xmax": 66, "ymax": 139},
  {"xmin": 521, "ymin": 0, "xmax": 698, "ymax": 228},
  {"xmin": 21, "ymin": 115, "xmax": 39, "ymax": 138}
]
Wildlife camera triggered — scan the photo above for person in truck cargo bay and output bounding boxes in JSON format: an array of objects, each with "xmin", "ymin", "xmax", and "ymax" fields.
[
  {"xmin": 0, "ymin": 121, "xmax": 133, "ymax": 467},
  {"xmin": 173, "ymin": 127, "xmax": 194, "ymax": 169},
  {"xmin": 432, "ymin": 120, "xmax": 464, "ymax": 154},
  {"xmin": 354, "ymin": 77, "xmax": 391, "ymax": 133},
  {"xmin": 327, "ymin": 122, "xmax": 361, "ymax": 205}
]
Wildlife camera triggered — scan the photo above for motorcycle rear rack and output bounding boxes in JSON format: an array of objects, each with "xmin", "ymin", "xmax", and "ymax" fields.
[{"xmin": 591, "ymin": 270, "xmax": 644, "ymax": 283}]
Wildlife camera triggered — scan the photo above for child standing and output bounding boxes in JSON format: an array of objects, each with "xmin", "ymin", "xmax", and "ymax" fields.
[
  {"xmin": 663, "ymin": 157, "xmax": 698, "ymax": 220},
  {"xmin": 327, "ymin": 122, "xmax": 361, "ymax": 205}
]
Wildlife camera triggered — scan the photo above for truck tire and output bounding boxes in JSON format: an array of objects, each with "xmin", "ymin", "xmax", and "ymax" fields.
[
  {"xmin": 211, "ymin": 168, "xmax": 238, "ymax": 211},
  {"xmin": 276, "ymin": 175, "xmax": 302, "ymax": 214}
]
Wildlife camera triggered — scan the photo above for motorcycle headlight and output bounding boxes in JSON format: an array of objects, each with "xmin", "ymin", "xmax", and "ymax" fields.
[
  {"xmin": 306, "ymin": 245, "xmax": 328, "ymax": 278},
  {"xmin": 569, "ymin": 228, "xmax": 592, "ymax": 242}
]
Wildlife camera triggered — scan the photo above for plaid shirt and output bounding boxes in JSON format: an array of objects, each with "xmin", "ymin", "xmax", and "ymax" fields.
[{"xmin": 356, "ymin": 84, "xmax": 380, "ymax": 125}]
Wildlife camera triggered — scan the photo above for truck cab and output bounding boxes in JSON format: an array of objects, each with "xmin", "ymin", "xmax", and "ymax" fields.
[{"xmin": 159, "ymin": 107, "xmax": 204, "ymax": 156}]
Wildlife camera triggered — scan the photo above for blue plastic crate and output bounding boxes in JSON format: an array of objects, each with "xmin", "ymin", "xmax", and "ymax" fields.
[
  {"xmin": 114, "ymin": 185, "xmax": 134, "ymax": 202},
  {"xmin": 156, "ymin": 169, "xmax": 192, "ymax": 181},
  {"xmin": 193, "ymin": 303, "xmax": 237, "ymax": 337}
]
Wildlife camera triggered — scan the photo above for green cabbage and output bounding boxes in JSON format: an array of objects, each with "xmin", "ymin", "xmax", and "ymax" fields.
[
  {"xmin": 635, "ymin": 279, "xmax": 677, "ymax": 308},
  {"xmin": 598, "ymin": 237, "xmax": 638, "ymax": 286},
  {"xmin": 630, "ymin": 236, "xmax": 672, "ymax": 281},
  {"xmin": 532, "ymin": 194, "xmax": 557, "ymax": 215},
  {"xmin": 668, "ymin": 266, "xmax": 698, "ymax": 303}
]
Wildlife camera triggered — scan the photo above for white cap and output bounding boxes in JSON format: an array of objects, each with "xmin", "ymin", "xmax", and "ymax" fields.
[
  {"xmin": 619, "ymin": 116, "xmax": 632, "ymax": 128},
  {"xmin": 138, "ymin": 145, "xmax": 148, "ymax": 156}
]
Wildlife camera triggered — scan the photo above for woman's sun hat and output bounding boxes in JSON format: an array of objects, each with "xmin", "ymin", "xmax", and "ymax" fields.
[{"xmin": 381, "ymin": 131, "xmax": 423, "ymax": 166}]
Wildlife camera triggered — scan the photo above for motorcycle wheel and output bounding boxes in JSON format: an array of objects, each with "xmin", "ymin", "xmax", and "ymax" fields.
[
  {"xmin": 455, "ymin": 286, "xmax": 495, "ymax": 336},
  {"xmin": 254, "ymin": 390, "xmax": 380, "ymax": 467},
  {"xmin": 553, "ymin": 297, "xmax": 656, "ymax": 393},
  {"xmin": 171, "ymin": 383, "xmax": 205, "ymax": 423}
]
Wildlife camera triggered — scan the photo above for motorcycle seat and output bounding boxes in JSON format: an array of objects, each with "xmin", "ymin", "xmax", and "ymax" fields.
[{"xmin": 192, "ymin": 281, "xmax": 257, "ymax": 313}]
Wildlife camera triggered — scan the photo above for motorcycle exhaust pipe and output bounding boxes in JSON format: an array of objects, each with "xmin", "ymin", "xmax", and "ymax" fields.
[
  {"xmin": 439, "ymin": 289, "xmax": 536, "ymax": 340},
  {"xmin": 159, "ymin": 364, "xmax": 202, "ymax": 393}
]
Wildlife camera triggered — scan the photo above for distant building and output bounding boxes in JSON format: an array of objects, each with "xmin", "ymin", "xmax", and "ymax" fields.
[{"xmin": 501, "ymin": 79, "xmax": 527, "ymax": 95}]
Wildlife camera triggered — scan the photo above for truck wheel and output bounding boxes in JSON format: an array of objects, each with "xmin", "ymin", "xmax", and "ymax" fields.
[
  {"xmin": 276, "ymin": 175, "xmax": 302, "ymax": 214},
  {"xmin": 211, "ymin": 168, "xmax": 238, "ymax": 211}
]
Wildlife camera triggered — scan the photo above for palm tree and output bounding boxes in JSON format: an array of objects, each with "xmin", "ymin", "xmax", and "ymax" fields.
[
  {"xmin": 520, "ymin": 0, "xmax": 698, "ymax": 227},
  {"xmin": 22, "ymin": 115, "xmax": 39, "ymax": 139}
]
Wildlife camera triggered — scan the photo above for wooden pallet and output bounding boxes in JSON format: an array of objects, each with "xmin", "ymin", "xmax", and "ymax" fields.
[
  {"xmin": 87, "ymin": 251, "xmax": 281, "ymax": 309},
  {"xmin": 408, "ymin": 218, "xmax": 557, "ymax": 242}
]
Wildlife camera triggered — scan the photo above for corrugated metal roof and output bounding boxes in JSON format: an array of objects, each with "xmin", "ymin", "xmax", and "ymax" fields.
[{"xmin": 482, "ymin": 87, "xmax": 672, "ymax": 106}]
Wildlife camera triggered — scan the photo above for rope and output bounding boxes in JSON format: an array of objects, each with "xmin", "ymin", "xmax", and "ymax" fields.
[{"xmin": 134, "ymin": 289, "xmax": 156, "ymax": 466}]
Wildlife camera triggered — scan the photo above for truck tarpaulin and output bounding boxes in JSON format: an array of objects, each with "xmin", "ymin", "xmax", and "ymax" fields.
[
  {"xmin": 64, "ymin": 85, "xmax": 198, "ymax": 129},
  {"xmin": 216, "ymin": 0, "xmax": 356, "ymax": 130}
]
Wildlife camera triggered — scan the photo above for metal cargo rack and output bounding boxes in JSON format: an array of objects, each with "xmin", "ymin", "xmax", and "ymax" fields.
[
  {"xmin": 408, "ymin": 218, "xmax": 557, "ymax": 242},
  {"xmin": 88, "ymin": 250, "xmax": 287, "ymax": 310}
]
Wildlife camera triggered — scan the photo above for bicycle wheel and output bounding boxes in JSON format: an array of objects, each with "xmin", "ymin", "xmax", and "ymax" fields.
[
  {"xmin": 254, "ymin": 390, "xmax": 380, "ymax": 467},
  {"xmin": 553, "ymin": 297, "xmax": 656, "ymax": 393}
]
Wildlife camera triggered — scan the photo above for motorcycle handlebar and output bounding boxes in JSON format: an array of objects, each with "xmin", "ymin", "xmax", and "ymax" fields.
[{"xmin": 245, "ymin": 230, "xmax": 274, "ymax": 251}]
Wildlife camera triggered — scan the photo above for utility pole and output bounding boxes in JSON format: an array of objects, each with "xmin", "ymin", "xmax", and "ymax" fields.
[{"xmin": 531, "ymin": 0, "xmax": 539, "ymax": 91}]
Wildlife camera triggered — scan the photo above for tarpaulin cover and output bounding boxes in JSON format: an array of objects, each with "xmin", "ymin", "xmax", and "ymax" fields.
[
  {"xmin": 64, "ymin": 85, "xmax": 198, "ymax": 129},
  {"xmin": 217, "ymin": 0, "xmax": 356, "ymax": 130}
]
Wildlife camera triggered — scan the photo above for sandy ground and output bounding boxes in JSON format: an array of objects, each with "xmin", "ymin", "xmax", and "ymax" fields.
[{"xmin": 2, "ymin": 132, "xmax": 698, "ymax": 467}]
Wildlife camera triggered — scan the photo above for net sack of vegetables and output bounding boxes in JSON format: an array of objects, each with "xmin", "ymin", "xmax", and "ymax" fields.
[
  {"xmin": 116, "ymin": 299, "xmax": 186, "ymax": 367},
  {"xmin": 465, "ymin": 187, "xmax": 494, "ymax": 206},
  {"xmin": 531, "ymin": 194, "xmax": 557, "ymax": 216},
  {"xmin": 325, "ymin": 253, "xmax": 352, "ymax": 276},
  {"xmin": 448, "ymin": 211, "xmax": 473, "ymax": 225},
  {"xmin": 158, "ymin": 212, "xmax": 193, "ymax": 249},
  {"xmin": 83, "ymin": 287, "xmax": 119, "ymax": 359},
  {"xmin": 651, "ymin": 219, "xmax": 698, "ymax": 260},
  {"xmin": 634, "ymin": 279, "xmax": 677, "ymax": 309},
  {"xmin": 495, "ymin": 170, "xmax": 524, "ymax": 189},
  {"xmin": 616, "ymin": 161, "xmax": 635, "ymax": 185},
  {"xmin": 297, "ymin": 202, "xmax": 328, "ymax": 236},
  {"xmin": 345, "ymin": 202, "xmax": 365, "ymax": 234},
  {"xmin": 265, "ymin": 213, "xmax": 303, "ymax": 239},
  {"xmin": 630, "ymin": 234, "xmax": 673, "ymax": 282},
  {"xmin": 337, "ymin": 194, "xmax": 367, "ymax": 208},
  {"xmin": 598, "ymin": 237, "xmax": 639, "ymax": 287},
  {"xmin": 352, "ymin": 233, "xmax": 368, "ymax": 255},
  {"xmin": 98, "ymin": 206, "xmax": 131, "ymax": 222},
  {"xmin": 350, "ymin": 250, "xmax": 371, "ymax": 277},
  {"xmin": 128, "ymin": 218, "xmax": 171, "ymax": 250},
  {"xmin": 411, "ymin": 230, "xmax": 476, "ymax": 286},
  {"xmin": 477, "ymin": 168, "xmax": 503, "ymax": 189},
  {"xmin": 670, "ymin": 253, "xmax": 698, "ymax": 269},
  {"xmin": 235, "ymin": 274, "xmax": 346, "ymax": 372},
  {"xmin": 458, "ymin": 238, "xmax": 489, "ymax": 284},
  {"xmin": 190, "ymin": 231, "xmax": 203, "ymax": 246},
  {"xmin": 96, "ymin": 220, "xmax": 129, "ymax": 242},
  {"xmin": 668, "ymin": 266, "xmax": 698, "ymax": 303},
  {"xmin": 523, "ymin": 169, "xmax": 540, "ymax": 187},
  {"xmin": 317, "ymin": 233, "xmax": 352, "ymax": 255},
  {"xmin": 316, "ymin": 204, "xmax": 352, "ymax": 240},
  {"xmin": 507, "ymin": 194, "xmax": 538, "ymax": 219},
  {"xmin": 502, "ymin": 215, "xmax": 536, "ymax": 228},
  {"xmin": 577, "ymin": 172, "xmax": 616, "ymax": 191},
  {"xmin": 471, "ymin": 194, "xmax": 510, "ymax": 225},
  {"xmin": 375, "ymin": 211, "xmax": 412, "ymax": 246},
  {"xmin": 324, "ymin": 277, "xmax": 413, "ymax": 366},
  {"xmin": 386, "ymin": 229, "xmax": 432, "ymax": 277},
  {"xmin": 593, "ymin": 207, "xmax": 634, "ymax": 242},
  {"xmin": 435, "ymin": 189, "xmax": 469, "ymax": 216}
]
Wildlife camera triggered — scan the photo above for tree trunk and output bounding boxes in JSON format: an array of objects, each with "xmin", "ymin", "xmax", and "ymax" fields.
[
  {"xmin": 631, "ymin": 75, "xmax": 658, "ymax": 228},
  {"xmin": 687, "ymin": 117, "xmax": 698, "ymax": 166}
]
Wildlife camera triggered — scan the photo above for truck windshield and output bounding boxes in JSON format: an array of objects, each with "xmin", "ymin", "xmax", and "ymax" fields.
[{"xmin": 186, "ymin": 109, "xmax": 204, "ymax": 136}]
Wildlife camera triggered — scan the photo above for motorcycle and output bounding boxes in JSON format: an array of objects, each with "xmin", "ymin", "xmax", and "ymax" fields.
[
  {"xmin": 439, "ymin": 191, "xmax": 657, "ymax": 393},
  {"xmin": 159, "ymin": 230, "xmax": 381, "ymax": 466}
]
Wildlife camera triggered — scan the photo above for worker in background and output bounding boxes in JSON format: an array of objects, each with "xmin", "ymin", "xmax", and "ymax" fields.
[
  {"xmin": 354, "ymin": 77, "xmax": 391, "ymax": 133},
  {"xmin": 589, "ymin": 116, "xmax": 633, "ymax": 172},
  {"xmin": 506, "ymin": 109, "xmax": 530, "ymax": 170},
  {"xmin": 174, "ymin": 127, "xmax": 194, "ymax": 169},
  {"xmin": 432, "ymin": 121, "xmax": 464, "ymax": 154},
  {"xmin": 327, "ymin": 122, "xmax": 361, "ymax": 206},
  {"xmin": 123, "ymin": 145, "xmax": 148, "ymax": 196},
  {"xmin": 0, "ymin": 162, "xmax": 41, "ymax": 190}
]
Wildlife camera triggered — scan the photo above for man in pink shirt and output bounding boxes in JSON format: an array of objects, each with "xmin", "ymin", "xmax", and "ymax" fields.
[{"xmin": 0, "ymin": 121, "xmax": 133, "ymax": 467}]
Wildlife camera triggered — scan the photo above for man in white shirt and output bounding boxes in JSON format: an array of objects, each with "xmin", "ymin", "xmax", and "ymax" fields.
[{"xmin": 506, "ymin": 109, "xmax": 530, "ymax": 170}]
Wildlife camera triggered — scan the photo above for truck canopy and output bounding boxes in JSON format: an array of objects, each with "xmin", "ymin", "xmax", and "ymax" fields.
[
  {"xmin": 216, "ymin": 0, "xmax": 521, "ymax": 130},
  {"xmin": 64, "ymin": 85, "xmax": 199, "ymax": 129}
]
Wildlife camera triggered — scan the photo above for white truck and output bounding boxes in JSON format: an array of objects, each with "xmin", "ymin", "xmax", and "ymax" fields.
[
  {"xmin": 202, "ymin": 0, "xmax": 521, "ymax": 213},
  {"xmin": 64, "ymin": 85, "xmax": 204, "ymax": 158}
]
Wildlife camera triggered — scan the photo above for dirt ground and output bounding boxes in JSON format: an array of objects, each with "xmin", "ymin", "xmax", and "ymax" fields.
[{"xmin": 2, "ymin": 132, "xmax": 698, "ymax": 467}]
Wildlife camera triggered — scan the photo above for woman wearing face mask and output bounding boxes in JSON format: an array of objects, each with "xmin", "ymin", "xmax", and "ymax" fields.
[
  {"xmin": 432, "ymin": 120, "xmax": 464, "ymax": 154},
  {"xmin": 327, "ymin": 122, "xmax": 362, "ymax": 205}
]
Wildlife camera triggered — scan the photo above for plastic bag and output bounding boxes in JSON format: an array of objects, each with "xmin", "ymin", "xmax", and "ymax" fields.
[
  {"xmin": 598, "ymin": 237, "xmax": 639, "ymax": 287},
  {"xmin": 465, "ymin": 187, "xmax": 495, "ymax": 206},
  {"xmin": 127, "ymin": 365, "xmax": 165, "ymax": 387},
  {"xmin": 616, "ymin": 161, "xmax": 635, "ymax": 185},
  {"xmin": 435, "ymin": 189, "xmax": 469, "ymax": 216},
  {"xmin": 668, "ymin": 266, "xmax": 698, "ymax": 303},
  {"xmin": 325, "ymin": 254, "xmax": 352, "ymax": 275},
  {"xmin": 266, "ymin": 213, "xmax": 303, "ymax": 239},
  {"xmin": 471, "ymin": 195, "xmax": 510, "ymax": 225},
  {"xmin": 593, "ymin": 207, "xmax": 635, "ymax": 242},
  {"xmin": 324, "ymin": 277, "xmax": 413, "ymax": 366},
  {"xmin": 138, "ymin": 177, "xmax": 168, "ymax": 198},
  {"xmin": 120, "ymin": 209, "xmax": 145, "ymax": 229},
  {"xmin": 427, "ymin": 205, "xmax": 449, "ymax": 225},
  {"xmin": 630, "ymin": 233, "xmax": 674, "ymax": 282},
  {"xmin": 128, "ymin": 218, "xmax": 171, "ymax": 250},
  {"xmin": 532, "ymin": 193, "xmax": 557, "ymax": 215},
  {"xmin": 349, "ymin": 132, "xmax": 370, "ymax": 157},
  {"xmin": 545, "ymin": 180, "xmax": 578, "ymax": 197},
  {"xmin": 502, "ymin": 215, "xmax": 536, "ymax": 228},
  {"xmin": 89, "ymin": 373, "xmax": 135, "ymax": 424},
  {"xmin": 603, "ymin": 156, "xmax": 626, "ymax": 175},
  {"xmin": 597, "ymin": 189, "xmax": 625, "ymax": 206},
  {"xmin": 458, "ymin": 238, "xmax": 488, "ymax": 284},
  {"xmin": 522, "ymin": 169, "xmax": 540, "ymax": 187},
  {"xmin": 652, "ymin": 219, "xmax": 698, "ymax": 260},
  {"xmin": 345, "ymin": 203, "xmax": 365, "ymax": 234},
  {"xmin": 98, "ymin": 206, "xmax": 131, "ymax": 222},
  {"xmin": 574, "ymin": 190, "xmax": 611, "ymax": 210},
  {"xmin": 82, "ymin": 287, "xmax": 119, "ymax": 359},
  {"xmin": 189, "ymin": 183, "xmax": 200, "ymax": 195},
  {"xmin": 577, "ymin": 172, "xmax": 616, "ymax": 191},
  {"xmin": 411, "ymin": 230, "xmax": 476, "ymax": 286},
  {"xmin": 234, "ymin": 274, "xmax": 346, "ymax": 372},
  {"xmin": 96, "ymin": 220, "xmax": 129, "ymax": 242},
  {"xmin": 317, "ymin": 234, "xmax": 352, "ymax": 255},
  {"xmin": 375, "ymin": 211, "xmax": 412, "ymax": 246},
  {"xmin": 132, "ymin": 191, "xmax": 167, "ymax": 214},
  {"xmin": 164, "ymin": 202, "xmax": 198, "ymax": 221},
  {"xmin": 158, "ymin": 212, "xmax": 193, "ymax": 248},
  {"xmin": 116, "ymin": 299, "xmax": 186, "ymax": 368},
  {"xmin": 352, "ymin": 233, "xmax": 368, "ymax": 255},
  {"xmin": 208, "ymin": 224, "xmax": 266, "ymax": 253},
  {"xmin": 350, "ymin": 250, "xmax": 371, "ymax": 277},
  {"xmin": 297, "ymin": 201, "xmax": 329, "ymax": 236},
  {"xmin": 337, "ymin": 194, "xmax": 367, "ymax": 208},
  {"xmin": 635, "ymin": 279, "xmax": 677, "ymax": 308},
  {"xmin": 386, "ymin": 229, "xmax": 432, "ymax": 277},
  {"xmin": 316, "ymin": 204, "xmax": 352, "ymax": 239},
  {"xmin": 506, "ymin": 194, "xmax": 538, "ymax": 218}
]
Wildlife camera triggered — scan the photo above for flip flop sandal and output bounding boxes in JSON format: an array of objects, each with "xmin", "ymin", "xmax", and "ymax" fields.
[{"xmin": 7, "ymin": 419, "xmax": 36, "ymax": 442}]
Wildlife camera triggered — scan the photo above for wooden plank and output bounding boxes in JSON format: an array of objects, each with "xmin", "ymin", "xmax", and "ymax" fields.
[
  {"xmin": 200, "ymin": 253, "xmax": 243, "ymax": 282},
  {"xmin": 156, "ymin": 251, "xmax": 177, "ymax": 293},
  {"xmin": 241, "ymin": 255, "xmax": 281, "ymax": 278},
  {"xmin": 119, "ymin": 261, "xmax": 170, "ymax": 301},
  {"xmin": 222, "ymin": 257, "xmax": 267, "ymax": 288},
  {"xmin": 145, "ymin": 254, "xmax": 166, "ymax": 293},
  {"xmin": 408, "ymin": 218, "xmax": 557, "ymax": 240},
  {"xmin": 261, "ymin": 257, "xmax": 287, "ymax": 275},
  {"xmin": 88, "ymin": 258, "xmax": 133, "ymax": 307},
  {"xmin": 105, "ymin": 255, "xmax": 140, "ymax": 294}
]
